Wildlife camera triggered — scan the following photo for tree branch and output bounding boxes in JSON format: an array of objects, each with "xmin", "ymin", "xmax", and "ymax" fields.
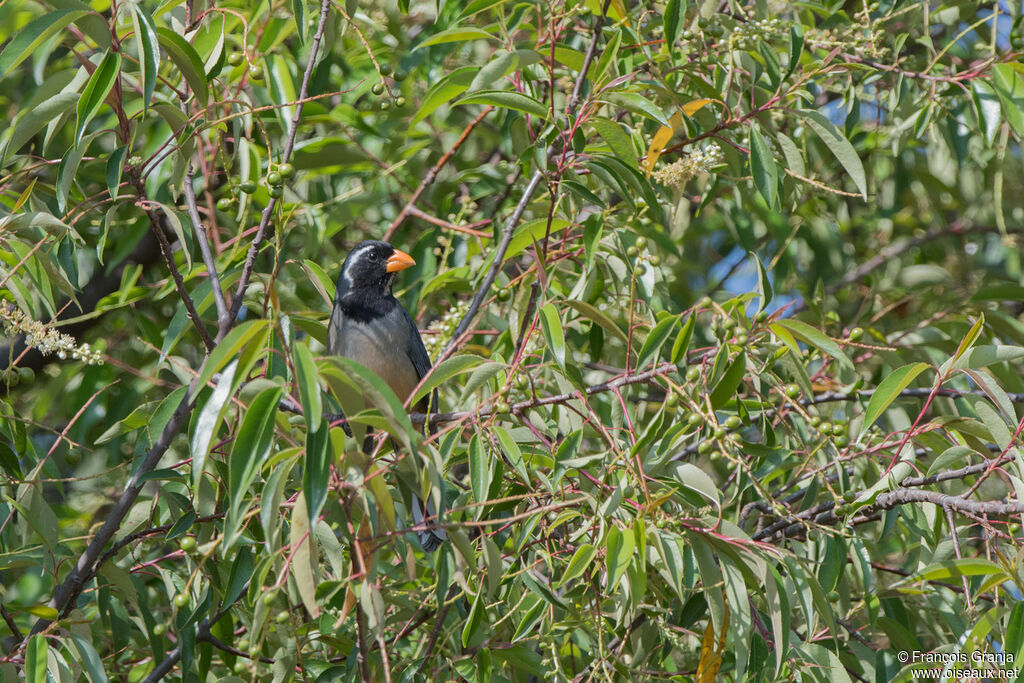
[
  {"xmin": 184, "ymin": 164, "xmax": 229, "ymax": 332},
  {"xmin": 222, "ymin": 0, "xmax": 332, "ymax": 340}
]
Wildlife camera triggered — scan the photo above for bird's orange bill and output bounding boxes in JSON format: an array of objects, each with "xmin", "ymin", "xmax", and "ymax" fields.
[{"xmin": 386, "ymin": 249, "xmax": 416, "ymax": 272}]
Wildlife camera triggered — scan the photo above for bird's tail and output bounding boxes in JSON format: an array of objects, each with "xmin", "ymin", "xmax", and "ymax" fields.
[{"xmin": 410, "ymin": 492, "xmax": 447, "ymax": 552}]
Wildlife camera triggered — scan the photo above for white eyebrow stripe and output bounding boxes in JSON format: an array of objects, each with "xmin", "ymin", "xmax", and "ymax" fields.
[{"xmin": 345, "ymin": 244, "xmax": 376, "ymax": 270}]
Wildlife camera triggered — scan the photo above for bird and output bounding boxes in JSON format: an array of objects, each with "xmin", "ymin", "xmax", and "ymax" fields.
[{"xmin": 327, "ymin": 240, "xmax": 447, "ymax": 552}]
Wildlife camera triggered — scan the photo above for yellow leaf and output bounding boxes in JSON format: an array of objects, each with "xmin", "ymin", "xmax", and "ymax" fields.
[
  {"xmin": 682, "ymin": 98, "xmax": 713, "ymax": 116},
  {"xmin": 696, "ymin": 592, "xmax": 730, "ymax": 683},
  {"xmin": 644, "ymin": 111, "xmax": 683, "ymax": 172}
]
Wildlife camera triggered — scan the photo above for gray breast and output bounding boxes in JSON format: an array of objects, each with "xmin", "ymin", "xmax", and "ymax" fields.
[{"xmin": 331, "ymin": 307, "xmax": 420, "ymax": 402}]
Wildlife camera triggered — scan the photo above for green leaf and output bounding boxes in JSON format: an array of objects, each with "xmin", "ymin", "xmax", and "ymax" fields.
[
  {"xmin": 605, "ymin": 525, "xmax": 635, "ymax": 591},
  {"xmin": 752, "ymin": 252, "xmax": 773, "ymax": 312},
  {"xmin": 796, "ymin": 109, "xmax": 867, "ymax": 200},
  {"xmin": 225, "ymin": 386, "xmax": 283, "ymax": 546},
  {"xmin": 416, "ymin": 27, "xmax": 498, "ymax": 49},
  {"xmin": 412, "ymin": 354, "xmax": 485, "ymax": 405},
  {"xmin": 773, "ymin": 319, "xmax": 853, "ymax": 371},
  {"xmin": 76, "ymin": 50, "xmax": 120, "ymax": 145},
  {"xmin": 2, "ymin": 91, "xmax": 79, "ymax": 165},
  {"xmin": 564, "ymin": 300, "xmax": 629, "ymax": 344},
  {"xmin": 469, "ymin": 434, "xmax": 490, "ymax": 504},
  {"xmin": 224, "ymin": 547, "xmax": 254, "ymax": 607},
  {"xmin": 663, "ymin": 0, "xmax": 684, "ymax": 47},
  {"xmin": 861, "ymin": 362, "xmax": 930, "ymax": 433},
  {"xmin": 156, "ymin": 28, "xmax": 209, "ymax": 108},
  {"xmin": 671, "ymin": 313, "xmax": 696, "ymax": 364},
  {"xmin": 191, "ymin": 359, "xmax": 239, "ymax": 494},
  {"xmin": 132, "ymin": 5, "xmax": 160, "ymax": 112},
  {"xmin": 292, "ymin": 341, "xmax": 322, "ymax": 432},
  {"xmin": 709, "ymin": 351, "xmax": 746, "ymax": 410},
  {"xmin": 592, "ymin": 117, "xmax": 638, "ymax": 168},
  {"xmin": 303, "ymin": 420, "xmax": 331, "ymax": 524},
  {"xmin": 749, "ymin": 127, "xmax": 778, "ymax": 209},
  {"xmin": 70, "ymin": 634, "xmax": 108, "ymax": 683},
  {"xmin": 557, "ymin": 543, "xmax": 596, "ymax": 587},
  {"xmin": 25, "ymin": 633, "xmax": 47, "ymax": 683},
  {"xmin": 462, "ymin": 589, "xmax": 485, "ymax": 647},
  {"xmin": 494, "ymin": 425, "xmax": 529, "ymax": 483},
  {"xmin": 511, "ymin": 598, "xmax": 546, "ymax": 642},
  {"xmin": 105, "ymin": 145, "xmax": 128, "ymax": 201},
  {"xmin": 196, "ymin": 320, "xmax": 270, "ymax": 388},
  {"xmin": 910, "ymin": 558, "xmax": 1009, "ymax": 584},
  {"xmin": 539, "ymin": 303, "xmax": 566, "ymax": 367},
  {"xmin": 412, "ymin": 66, "xmax": 477, "ymax": 124},
  {"xmin": 0, "ymin": 10, "xmax": 88, "ymax": 79},
  {"xmin": 637, "ymin": 315, "xmax": 678, "ymax": 368},
  {"xmin": 992, "ymin": 64, "xmax": 1024, "ymax": 138},
  {"xmin": 456, "ymin": 90, "xmax": 548, "ymax": 118},
  {"xmin": 292, "ymin": 0, "xmax": 307, "ymax": 44}
]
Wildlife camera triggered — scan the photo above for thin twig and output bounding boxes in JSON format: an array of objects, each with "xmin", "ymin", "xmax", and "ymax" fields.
[
  {"xmin": 184, "ymin": 164, "xmax": 229, "ymax": 333},
  {"xmin": 383, "ymin": 106, "xmax": 495, "ymax": 241},
  {"xmin": 223, "ymin": 0, "xmax": 332, "ymax": 340}
]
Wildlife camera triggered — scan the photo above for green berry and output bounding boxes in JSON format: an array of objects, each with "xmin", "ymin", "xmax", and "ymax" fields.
[
  {"xmin": 697, "ymin": 440, "xmax": 713, "ymax": 455},
  {"xmin": 665, "ymin": 393, "xmax": 679, "ymax": 408},
  {"xmin": 216, "ymin": 197, "xmax": 233, "ymax": 211},
  {"xmin": 685, "ymin": 366, "xmax": 701, "ymax": 383},
  {"xmin": 263, "ymin": 591, "xmax": 277, "ymax": 606},
  {"xmin": 681, "ymin": 29, "xmax": 694, "ymax": 40},
  {"xmin": 228, "ymin": 52, "xmax": 244, "ymax": 67},
  {"xmin": 17, "ymin": 367, "xmax": 34, "ymax": 383},
  {"xmin": 234, "ymin": 661, "xmax": 248, "ymax": 674},
  {"xmin": 395, "ymin": 96, "xmax": 407, "ymax": 109},
  {"xmin": 496, "ymin": 401, "xmax": 512, "ymax": 414},
  {"xmin": 835, "ymin": 436, "xmax": 849, "ymax": 448},
  {"xmin": 647, "ymin": 254, "xmax": 661, "ymax": 266},
  {"xmin": 686, "ymin": 412, "xmax": 703, "ymax": 427},
  {"xmin": 809, "ymin": 416, "xmax": 822, "ymax": 427},
  {"xmin": 179, "ymin": 536, "xmax": 197, "ymax": 552},
  {"xmin": 818, "ymin": 421, "xmax": 833, "ymax": 434},
  {"xmin": 237, "ymin": 638, "xmax": 249, "ymax": 652},
  {"xmin": 635, "ymin": 236, "xmax": 647, "ymax": 250},
  {"xmin": 626, "ymin": 245, "xmax": 639, "ymax": 258},
  {"xmin": 698, "ymin": 296, "xmax": 712, "ymax": 308},
  {"xmin": 848, "ymin": 327, "xmax": 863, "ymax": 341},
  {"xmin": 713, "ymin": 427, "xmax": 726, "ymax": 439},
  {"xmin": 65, "ymin": 451, "xmax": 80, "ymax": 465},
  {"xmin": 248, "ymin": 646, "xmax": 260, "ymax": 659},
  {"xmin": 380, "ymin": 100, "xmax": 391, "ymax": 112},
  {"xmin": 393, "ymin": 69, "xmax": 408, "ymax": 82},
  {"xmin": 784, "ymin": 383, "xmax": 800, "ymax": 398},
  {"xmin": 635, "ymin": 263, "xmax": 648, "ymax": 276},
  {"xmin": 275, "ymin": 610, "xmax": 290, "ymax": 624},
  {"xmin": 278, "ymin": 163, "xmax": 295, "ymax": 179},
  {"xmin": 755, "ymin": 311, "xmax": 768, "ymax": 324},
  {"xmin": 735, "ymin": 334, "xmax": 749, "ymax": 345},
  {"xmin": 721, "ymin": 318, "xmax": 737, "ymax": 331},
  {"xmin": 831, "ymin": 423, "xmax": 847, "ymax": 436},
  {"xmin": 267, "ymin": 171, "xmax": 282, "ymax": 186},
  {"xmin": 724, "ymin": 416, "xmax": 741, "ymax": 430},
  {"xmin": 240, "ymin": 181, "xmax": 258, "ymax": 194},
  {"xmin": 173, "ymin": 593, "xmax": 189, "ymax": 608},
  {"xmin": 379, "ymin": 64, "xmax": 393, "ymax": 76},
  {"xmin": 371, "ymin": 82, "xmax": 385, "ymax": 96},
  {"xmin": 248, "ymin": 64, "xmax": 264, "ymax": 81},
  {"xmin": 153, "ymin": 623, "xmax": 167, "ymax": 636},
  {"xmin": 827, "ymin": 590, "xmax": 840, "ymax": 601},
  {"xmin": 269, "ymin": 186, "xmax": 283, "ymax": 198}
]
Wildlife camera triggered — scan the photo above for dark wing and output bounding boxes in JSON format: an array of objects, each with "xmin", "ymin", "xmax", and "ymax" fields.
[
  {"xmin": 401, "ymin": 306, "xmax": 439, "ymax": 415},
  {"xmin": 402, "ymin": 306, "xmax": 432, "ymax": 379}
]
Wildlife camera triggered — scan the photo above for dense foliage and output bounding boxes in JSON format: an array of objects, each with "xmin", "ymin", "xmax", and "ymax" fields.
[{"xmin": 2, "ymin": 0, "xmax": 1024, "ymax": 680}]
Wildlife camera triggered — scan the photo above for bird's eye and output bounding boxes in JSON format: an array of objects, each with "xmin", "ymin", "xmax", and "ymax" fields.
[{"xmin": 367, "ymin": 252, "xmax": 377, "ymax": 261}]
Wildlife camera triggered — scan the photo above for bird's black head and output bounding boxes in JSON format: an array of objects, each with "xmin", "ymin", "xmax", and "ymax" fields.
[{"xmin": 334, "ymin": 240, "xmax": 416, "ymax": 315}]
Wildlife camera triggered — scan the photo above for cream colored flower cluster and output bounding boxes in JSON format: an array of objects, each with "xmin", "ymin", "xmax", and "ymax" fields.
[
  {"xmin": 732, "ymin": 17, "xmax": 786, "ymax": 49},
  {"xmin": 651, "ymin": 143, "xmax": 724, "ymax": 186},
  {"xmin": 422, "ymin": 300, "xmax": 470, "ymax": 360},
  {"xmin": 0, "ymin": 305, "xmax": 103, "ymax": 364}
]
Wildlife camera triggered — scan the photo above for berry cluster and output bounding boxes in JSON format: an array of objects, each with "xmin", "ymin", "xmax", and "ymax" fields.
[
  {"xmin": 0, "ymin": 305, "xmax": 103, "ymax": 364},
  {"xmin": 651, "ymin": 143, "xmax": 724, "ymax": 187}
]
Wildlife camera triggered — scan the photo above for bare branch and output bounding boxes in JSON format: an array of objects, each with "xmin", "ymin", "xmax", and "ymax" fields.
[
  {"xmin": 222, "ymin": 0, "xmax": 333, "ymax": 340},
  {"xmin": 184, "ymin": 164, "xmax": 229, "ymax": 331}
]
